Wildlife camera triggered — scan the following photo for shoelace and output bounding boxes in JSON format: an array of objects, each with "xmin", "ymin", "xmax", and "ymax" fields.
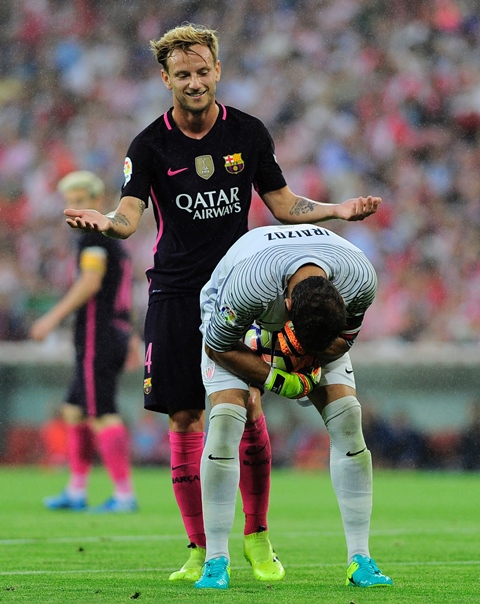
[
  {"xmin": 205, "ymin": 560, "xmax": 226, "ymax": 578},
  {"xmin": 359, "ymin": 558, "xmax": 381, "ymax": 575}
]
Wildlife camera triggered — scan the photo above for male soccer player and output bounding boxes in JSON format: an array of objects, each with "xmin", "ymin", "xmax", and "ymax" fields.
[
  {"xmin": 30, "ymin": 171, "xmax": 138, "ymax": 513},
  {"xmin": 196, "ymin": 223, "xmax": 393, "ymax": 589},
  {"xmin": 62, "ymin": 23, "xmax": 381, "ymax": 580}
]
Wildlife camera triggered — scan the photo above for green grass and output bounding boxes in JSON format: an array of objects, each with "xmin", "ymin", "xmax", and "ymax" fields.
[{"xmin": 0, "ymin": 467, "xmax": 479, "ymax": 603}]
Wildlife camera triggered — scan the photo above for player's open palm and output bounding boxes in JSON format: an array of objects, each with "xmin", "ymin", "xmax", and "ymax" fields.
[
  {"xmin": 64, "ymin": 209, "xmax": 112, "ymax": 232},
  {"xmin": 338, "ymin": 195, "xmax": 382, "ymax": 221}
]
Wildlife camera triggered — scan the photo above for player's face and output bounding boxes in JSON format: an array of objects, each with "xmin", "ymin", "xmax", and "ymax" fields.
[
  {"xmin": 162, "ymin": 44, "xmax": 221, "ymax": 115},
  {"xmin": 63, "ymin": 188, "xmax": 98, "ymax": 209}
]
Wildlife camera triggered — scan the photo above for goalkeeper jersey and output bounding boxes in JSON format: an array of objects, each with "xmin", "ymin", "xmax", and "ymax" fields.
[{"xmin": 201, "ymin": 224, "xmax": 377, "ymax": 353}]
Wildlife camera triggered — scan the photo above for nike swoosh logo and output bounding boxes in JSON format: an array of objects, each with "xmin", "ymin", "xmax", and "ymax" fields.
[
  {"xmin": 208, "ymin": 454, "xmax": 234, "ymax": 461},
  {"xmin": 345, "ymin": 368, "xmax": 354, "ymax": 374},
  {"xmin": 346, "ymin": 447, "xmax": 367, "ymax": 457},
  {"xmin": 171, "ymin": 464, "xmax": 188, "ymax": 471},
  {"xmin": 167, "ymin": 167, "xmax": 188, "ymax": 176},
  {"xmin": 245, "ymin": 443, "xmax": 267, "ymax": 456}
]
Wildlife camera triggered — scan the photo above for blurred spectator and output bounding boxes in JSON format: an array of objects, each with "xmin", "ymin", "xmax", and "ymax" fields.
[
  {"xmin": 361, "ymin": 404, "xmax": 396, "ymax": 468},
  {"xmin": 1, "ymin": 0, "xmax": 480, "ymax": 346},
  {"xmin": 387, "ymin": 411, "xmax": 428, "ymax": 469}
]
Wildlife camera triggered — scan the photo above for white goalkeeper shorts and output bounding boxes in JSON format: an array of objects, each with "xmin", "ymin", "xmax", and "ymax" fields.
[
  {"xmin": 201, "ymin": 340, "xmax": 356, "ymax": 401},
  {"xmin": 201, "ymin": 339, "xmax": 250, "ymax": 397}
]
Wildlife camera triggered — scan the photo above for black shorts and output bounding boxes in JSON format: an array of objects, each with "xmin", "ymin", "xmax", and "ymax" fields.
[
  {"xmin": 143, "ymin": 296, "xmax": 205, "ymax": 415},
  {"xmin": 66, "ymin": 330, "xmax": 128, "ymax": 418}
]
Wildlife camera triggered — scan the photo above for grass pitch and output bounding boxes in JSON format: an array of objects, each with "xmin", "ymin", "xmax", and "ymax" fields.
[{"xmin": 0, "ymin": 466, "xmax": 479, "ymax": 603}]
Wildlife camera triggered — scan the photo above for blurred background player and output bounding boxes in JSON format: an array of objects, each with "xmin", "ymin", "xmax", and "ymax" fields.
[
  {"xmin": 30, "ymin": 171, "xmax": 139, "ymax": 513},
  {"xmin": 197, "ymin": 223, "xmax": 393, "ymax": 589},
  {"xmin": 62, "ymin": 23, "xmax": 381, "ymax": 579}
]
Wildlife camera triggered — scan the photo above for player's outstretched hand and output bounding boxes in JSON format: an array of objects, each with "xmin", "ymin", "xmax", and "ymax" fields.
[
  {"xmin": 64, "ymin": 209, "xmax": 112, "ymax": 232},
  {"xmin": 264, "ymin": 365, "xmax": 321, "ymax": 399},
  {"xmin": 336, "ymin": 195, "xmax": 382, "ymax": 221}
]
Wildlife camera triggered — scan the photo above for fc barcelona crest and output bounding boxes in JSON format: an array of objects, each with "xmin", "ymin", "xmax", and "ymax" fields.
[
  {"xmin": 143, "ymin": 377, "xmax": 152, "ymax": 395},
  {"xmin": 195, "ymin": 155, "xmax": 215, "ymax": 180},
  {"xmin": 224, "ymin": 153, "xmax": 244, "ymax": 174}
]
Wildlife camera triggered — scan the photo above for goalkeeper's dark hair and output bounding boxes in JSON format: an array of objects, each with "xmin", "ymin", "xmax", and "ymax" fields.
[{"xmin": 290, "ymin": 276, "xmax": 347, "ymax": 355}]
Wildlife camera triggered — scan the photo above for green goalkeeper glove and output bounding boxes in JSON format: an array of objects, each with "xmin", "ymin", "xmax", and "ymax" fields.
[{"xmin": 264, "ymin": 366, "xmax": 322, "ymax": 399}]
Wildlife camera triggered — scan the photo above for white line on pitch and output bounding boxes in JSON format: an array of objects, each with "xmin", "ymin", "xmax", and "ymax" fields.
[
  {"xmin": 1, "ymin": 560, "xmax": 480, "ymax": 577},
  {"xmin": 1, "ymin": 526, "xmax": 479, "ymax": 547}
]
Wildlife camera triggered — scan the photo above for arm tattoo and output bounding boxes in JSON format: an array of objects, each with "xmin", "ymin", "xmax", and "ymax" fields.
[
  {"xmin": 138, "ymin": 200, "xmax": 146, "ymax": 216},
  {"xmin": 289, "ymin": 197, "xmax": 316, "ymax": 216},
  {"xmin": 110, "ymin": 213, "xmax": 131, "ymax": 227}
]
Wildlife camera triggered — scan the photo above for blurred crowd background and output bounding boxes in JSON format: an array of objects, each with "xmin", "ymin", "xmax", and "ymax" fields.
[{"xmin": 1, "ymin": 0, "xmax": 480, "ymax": 468}]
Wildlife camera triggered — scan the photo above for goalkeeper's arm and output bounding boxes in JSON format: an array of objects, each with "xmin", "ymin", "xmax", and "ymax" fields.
[{"xmin": 205, "ymin": 342, "xmax": 321, "ymax": 399}]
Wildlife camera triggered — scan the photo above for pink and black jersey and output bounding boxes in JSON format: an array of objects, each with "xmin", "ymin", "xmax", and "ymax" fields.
[
  {"xmin": 121, "ymin": 103, "xmax": 286, "ymax": 298},
  {"xmin": 74, "ymin": 232, "xmax": 132, "ymax": 351}
]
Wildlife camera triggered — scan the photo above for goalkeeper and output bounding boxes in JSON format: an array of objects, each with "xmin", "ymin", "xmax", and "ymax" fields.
[{"xmin": 196, "ymin": 223, "xmax": 393, "ymax": 590}]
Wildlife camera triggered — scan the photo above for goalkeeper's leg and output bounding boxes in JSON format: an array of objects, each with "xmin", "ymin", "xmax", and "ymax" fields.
[
  {"xmin": 201, "ymin": 402, "xmax": 247, "ymax": 560},
  {"xmin": 322, "ymin": 395, "xmax": 372, "ymax": 562},
  {"xmin": 317, "ymin": 390, "xmax": 392, "ymax": 587}
]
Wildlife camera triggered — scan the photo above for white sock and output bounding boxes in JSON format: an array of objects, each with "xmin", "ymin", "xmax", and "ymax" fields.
[
  {"xmin": 201, "ymin": 403, "xmax": 247, "ymax": 561},
  {"xmin": 322, "ymin": 396, "xmax": 372, "ymax": 563}
]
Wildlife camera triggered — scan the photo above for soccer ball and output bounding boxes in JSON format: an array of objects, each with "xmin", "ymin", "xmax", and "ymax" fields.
[{"xmin": 244, "ymin": 324, "xmax": 316, "ymax": 372}]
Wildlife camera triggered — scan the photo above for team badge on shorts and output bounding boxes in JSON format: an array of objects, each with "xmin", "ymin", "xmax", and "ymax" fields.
[
  {"xmin": 204, "ymin": 360, "xmax": 215, "ymax": 382},
  {"xmin": 195, "ymin": 155, "xmax": 214, "ymax": 180},
  {"xmin": 220, "ymin": 305, "xmax": 237, "ymax": 325},
  {"xmin": 224, "ymin": 153, "xmax": 244, "ymax": 174},
  {"xmin": 123, "ymin": 157, "xmax": 132, "ymax": 186},
  {"xmin": 143, "ymin": 377, "xmax": 152, "ymax": 395}
]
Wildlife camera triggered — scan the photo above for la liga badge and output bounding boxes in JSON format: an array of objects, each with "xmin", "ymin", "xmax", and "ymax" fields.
[
  {"xmin": 220, "ymin": 305, "xmax": 237, "ymax": 325},
  {"xmin": 123, "ymin": 157, "xmax": 132, "ymax": 186}
]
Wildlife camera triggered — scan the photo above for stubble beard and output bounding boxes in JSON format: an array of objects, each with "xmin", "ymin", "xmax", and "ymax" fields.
[{"xmin": 178, "ymin": 89, "xmax": 215, "ymax": 117}]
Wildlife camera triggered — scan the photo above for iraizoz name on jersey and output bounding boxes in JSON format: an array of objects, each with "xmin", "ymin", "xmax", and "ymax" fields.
[
  {"xmin": 176, "ymin": 187, "xmax": 241, "ymax": 220},
  {"xmin": 264, "ymin": 227, "xmax": 331, "ymax": 240}
]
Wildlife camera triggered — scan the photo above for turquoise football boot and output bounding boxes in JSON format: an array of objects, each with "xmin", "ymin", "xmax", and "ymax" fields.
[
  {"xmin": 194, "ymin": 556, "xmax": 230, "ymax": 589},
  {"xmin": 346, "ymin": 554, "xmax": 393, "ymax": 587}
]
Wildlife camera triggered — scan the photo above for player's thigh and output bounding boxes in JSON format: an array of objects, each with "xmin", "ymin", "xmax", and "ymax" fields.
[
  {"xmin": 143, "ymin": 297, "xmax": 206, "ymax": 415},
  {"xmin": 209, "ymin": 388, "xmax": 250, "ymax": 408},
  {"xmin": 201, "ymin": 339, "xmax": 250, "ymax": 399},
  {"xmin": 91, "ymin": 331, "xmax": 129, "ymax": 417},
  {"xmin": 308, "ymin": 352, "xmax": 357, "ymax": 411}
]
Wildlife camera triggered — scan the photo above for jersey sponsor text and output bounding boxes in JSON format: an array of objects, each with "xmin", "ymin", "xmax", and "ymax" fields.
[{"xmin": 176, "ymin": 187, "xmax": 241, "ymax": 219}]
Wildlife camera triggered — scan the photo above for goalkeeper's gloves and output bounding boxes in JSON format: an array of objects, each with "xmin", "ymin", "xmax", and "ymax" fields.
[{"xmin": 264, "ymin": 365, "xmax": 321, "ymax": 399}]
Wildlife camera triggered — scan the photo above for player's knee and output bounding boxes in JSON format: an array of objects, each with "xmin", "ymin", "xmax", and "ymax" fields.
[
  {"xmin": 246, "ymin": 386, "xmax": 263, "ymax": 423},
  {"xmin": 169, "ymin": 408, "xmax": 204, "ymax": 432},
  {"xmin": 205, "ymin": 403, "xmax": 247, "ymax": 457},
  {"xmin": 92, "ymin": 413, "xmax": 123, "ymax": 432},
  {"xmin": 322, "ymin": 396, "xmax": 366, "ymax": 454},
  {"xmin": 61, "ymin": 403, "xmax": 84, "ymax": 424}
]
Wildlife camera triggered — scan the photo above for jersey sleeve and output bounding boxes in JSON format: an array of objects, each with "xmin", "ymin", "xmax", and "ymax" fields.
[
  {"xmin": 120, "ymin": 135, "xmax": 154, "ymax": 205},
  {"xmin": 204, "ymin": 264, "xmax": 267, "ymax": 353},
  {"xmin": 341, "ymin": 276, "xmax": 377, "ymax": 347},
  {"xmin": 252, "ymin": 120, "xmax": 287, "ymax": 196},
  {"xmin": 340, "ymin": 314, "xmax": 364, "ymax": 348},
  {"xmin": 205, "ymin": 296, "xmax": 259, "ymax": 353}
]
